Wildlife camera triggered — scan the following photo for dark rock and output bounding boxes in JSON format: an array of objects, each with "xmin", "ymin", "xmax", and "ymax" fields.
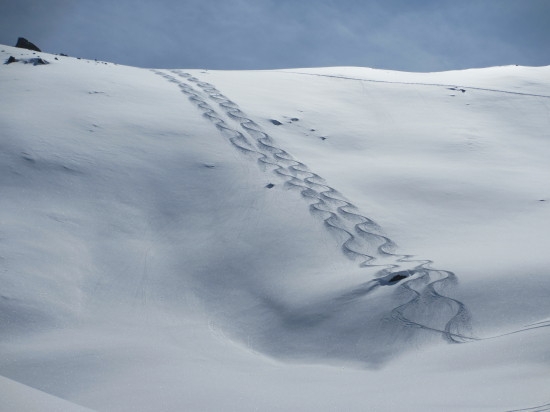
[
  {"xmin": 269, "ymin": 119, "xmax": 282, "ymax": 125},
  {"xmin": 265, "ymin": 183, "xmax": 275, "ymax": 189},
  {"xmin": 15, "ymin": 37, "xmax": 41, "ymax": 52},
  {"xmin": 449, "ymin": 87, "xmax": 466, "ymax": 93},
  {"xmin": 4, "ymin": 56, "xmax": 48, "ymax": 65},
  {"xmin": 388, "ymin": 274, "xmax": 408, "ymax": 284},
  {"xmin": 378, "ymin": 270, "xmax": 416, "ymax": 285},
  {"xmin": 60, "ymin": 53, "xmax": 68, "ymax": 57},
  {"xmin": 290, "ymin": 118, "xmax": 299, "ymax": 121},
  {"xmin": 28, "ymin": 58, "xmax": 49, "ymax": 66}
]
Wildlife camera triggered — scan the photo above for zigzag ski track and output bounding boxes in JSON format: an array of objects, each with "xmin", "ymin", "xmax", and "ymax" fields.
[{"xmin": 152, "ymin": 68, "xmax": 479, "ymax": 345}]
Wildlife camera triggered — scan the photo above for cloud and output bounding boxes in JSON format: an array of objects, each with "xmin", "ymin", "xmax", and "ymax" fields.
[{"xmin": 0, "ymin": 0, "xmax": 548, "ymax": 70}]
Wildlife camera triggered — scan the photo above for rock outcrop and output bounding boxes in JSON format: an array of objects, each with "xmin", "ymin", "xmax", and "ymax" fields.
[
  {"xmin": 15, "ymin": 37, "xmax": 41, "ymax": 52},
  {"xmin": 4, "ymin": 56, "xmax": 49, "ymax": 66}
]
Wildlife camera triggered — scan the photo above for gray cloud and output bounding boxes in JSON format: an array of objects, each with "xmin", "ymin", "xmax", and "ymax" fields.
[{"xmin": 1, "ymin": 0, "xmax": 548, "ymax": 71}]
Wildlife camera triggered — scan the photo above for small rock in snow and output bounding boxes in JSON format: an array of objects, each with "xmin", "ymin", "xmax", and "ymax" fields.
[{"xmin": 30, "ymin": 58, "xmax": 49, "ymax": 66}]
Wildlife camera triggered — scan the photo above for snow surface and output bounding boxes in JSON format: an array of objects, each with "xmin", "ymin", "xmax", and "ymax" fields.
[
  {"xmin": 1, "ymin": 44, "xmax": 549, "ymax": 411},
  {"xmin": 0, "ymin": 375, "xmax": 92, "ymax": 412}
]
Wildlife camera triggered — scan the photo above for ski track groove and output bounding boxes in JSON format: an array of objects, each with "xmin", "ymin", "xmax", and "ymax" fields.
[
  {"xmin": 507, "ymin": 402, "xmax": 550, "ymax": 412},
  {"xmin": 278, "ymin": 71, "xmax": 550, "ymax": 99},
  {"xmin": 153, "ymin": 68, "xmax": 549, "ymax": 345}
]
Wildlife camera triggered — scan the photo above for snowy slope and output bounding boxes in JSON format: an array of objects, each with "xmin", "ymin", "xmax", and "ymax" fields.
[
  {"xmin": 1, "ymin": 44, "xmax": 549, "ymax": 411},
  {"xmin": 0, "ymin": 375, "xmax": 92, "ymax": 412}
]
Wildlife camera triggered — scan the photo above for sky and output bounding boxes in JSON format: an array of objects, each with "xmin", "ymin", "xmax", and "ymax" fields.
[{"xmin": 1, "ymin": 0, "xmax": 549, "ymax": 71}]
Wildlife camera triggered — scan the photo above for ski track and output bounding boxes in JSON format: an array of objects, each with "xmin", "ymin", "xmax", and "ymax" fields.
[
  {"xmin": 151, "ymin": 68, "xmax": 485, "ymax": 345},
  {"xmin": 508, "ymin": 402, "xmax": 550, "ymax": 412},
  {"xmin": 278, "ymin": 71, "xmax": 550, "ymax": 99}
]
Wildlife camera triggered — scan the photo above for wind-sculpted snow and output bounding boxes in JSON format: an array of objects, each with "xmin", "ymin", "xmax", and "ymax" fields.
[{"xmin": 153, "ymin": 69, "xmax": 474, "ymax": 358}]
